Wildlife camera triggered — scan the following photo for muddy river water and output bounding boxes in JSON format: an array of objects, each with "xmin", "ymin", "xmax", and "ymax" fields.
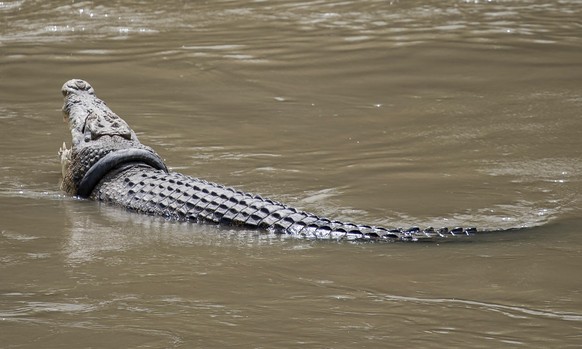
[{"xmin": 1, "ymin": 1, "xmax": 581, "ymax": 348}]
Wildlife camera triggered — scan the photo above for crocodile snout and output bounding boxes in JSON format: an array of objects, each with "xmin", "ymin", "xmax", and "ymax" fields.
[{"xmin": 61, "ymin": 79, "xmax": 94, "ymax": 97}]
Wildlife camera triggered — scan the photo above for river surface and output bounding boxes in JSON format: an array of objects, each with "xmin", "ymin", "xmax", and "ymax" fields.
[{"xmin": 1, "ymin": 1, "xmax": 581, "ymax": 348}]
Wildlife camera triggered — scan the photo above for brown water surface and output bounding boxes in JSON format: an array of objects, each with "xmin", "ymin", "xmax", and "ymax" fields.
[{"xmin": 1, "ymin": 1, "xmax": 581, "ymax": 348}]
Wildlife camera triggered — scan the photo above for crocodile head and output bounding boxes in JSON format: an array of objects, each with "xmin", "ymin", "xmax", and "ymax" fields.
[
  {"xmin": 59, "ymin": 79, "xmax": 167, "ymax": 197},
  {"xmin": 61, "ymin": 79, "xmax": 136, "ymax": 146}
]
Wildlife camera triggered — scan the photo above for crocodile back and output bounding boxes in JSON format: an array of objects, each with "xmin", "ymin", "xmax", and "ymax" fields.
[{"xmin": 93, "ymin": 166, "xmax": 475, "ymax": 242}]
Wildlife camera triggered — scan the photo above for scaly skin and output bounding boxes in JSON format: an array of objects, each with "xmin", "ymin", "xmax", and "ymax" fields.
[
  {"xmin": 60, "ymin": 79, "xmax": 166, "ymax": 195},
  {"xmin": 60, "ymin": 79, "xmax": 478, "ymax": 242}
]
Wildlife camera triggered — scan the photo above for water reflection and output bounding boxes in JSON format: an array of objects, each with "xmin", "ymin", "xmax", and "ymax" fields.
[{"xmin": 62, "ymin": 200, "xmax": 296, "ymax": 264}]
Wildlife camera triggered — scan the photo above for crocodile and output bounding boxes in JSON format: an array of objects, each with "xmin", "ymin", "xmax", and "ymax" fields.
[{"xmin": 58, "ymin": 78, "xmax": 481, "ymax": 242}]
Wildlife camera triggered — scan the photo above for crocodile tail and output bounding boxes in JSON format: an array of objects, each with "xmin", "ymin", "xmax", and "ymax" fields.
[{"xmin": 94, "ymin": 167, "xmax": 477, "ymax": 242}]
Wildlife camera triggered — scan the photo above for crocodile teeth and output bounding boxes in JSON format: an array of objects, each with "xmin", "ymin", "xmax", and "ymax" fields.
[{"xmin": 58, "ymin": 142, "xmax": 71, "ymax": 178}]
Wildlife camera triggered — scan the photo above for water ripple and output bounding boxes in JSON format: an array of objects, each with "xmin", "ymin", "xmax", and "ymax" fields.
[
  {"xmin": 1, "ymin": 0, "xmax": 580, "ymax": 49},
  {"xmin": 375, "ymin": 294, "xmax": 582, "ymax": 322}
]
